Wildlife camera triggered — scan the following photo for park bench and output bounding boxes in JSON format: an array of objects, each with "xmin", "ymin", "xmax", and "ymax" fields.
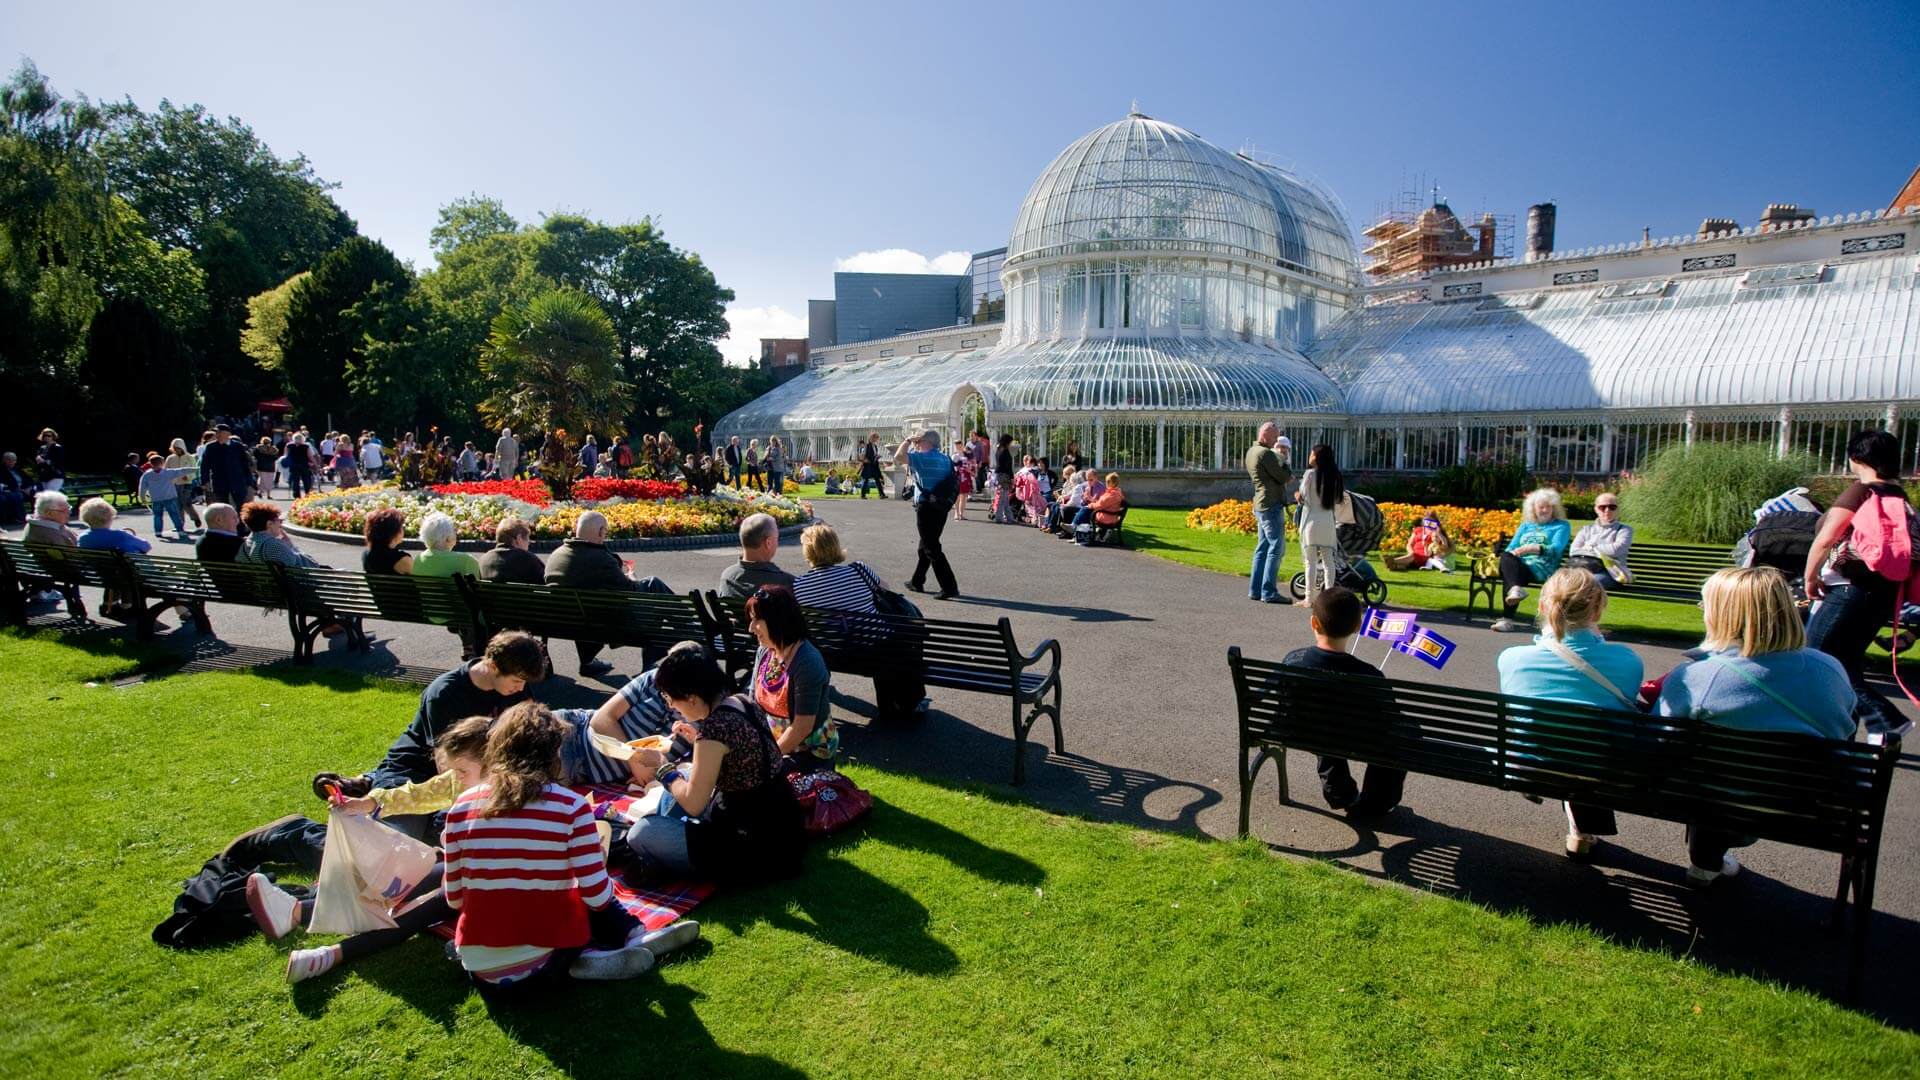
[
  {"xmin": 702, "ymin": 591, "xmax": 1064, "ymax": 784},
  {"xmin": 1, "ymin": 538, "xmax": 97, "ymax": 621},
  {"xmin": 1468, "ymin": 539, "xmax": 1730, "ymax": 614},
  {"xmin": 1227, "ymin": 647, "xmax": 1899, "ymax": 1000},
  {"xmin": 277, "ymin": 566, "xmax": 486, "ymax": 662},
  {"xmin": 459, "ymin": 579, "xmax": 709, "ymax": 669}
]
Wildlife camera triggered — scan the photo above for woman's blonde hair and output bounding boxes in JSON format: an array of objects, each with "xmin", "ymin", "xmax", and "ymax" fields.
[
  {"xmin": 1699, "ymin": 567, "xmax": 1804, "ymax": 657},
  {"xmin": 1105, "ymin": 472, "xmax": 1120, "ymax": 486},
  {"xmin": 1523, "ymin": 488, "xmax": 1567, "ymax": 522},
  {"xmin": 1536, "ymin": 567, "xmax": 1608, "ymax": 640},
  {"xmin": 801, "ymin": 523, "xmax": 845, "ymax": 568},
  {"xmin": 482, "ymin": 702, "xmax": 566, "ymax": 817}
]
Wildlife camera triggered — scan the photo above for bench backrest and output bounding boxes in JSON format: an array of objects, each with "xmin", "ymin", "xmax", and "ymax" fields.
[
  {"xmin": 1229, "ymin": 648, "xmax": 1896, "ymax": 857},
  {"xmin": 1, "ymin": 540, "xmax": 137, "ymax": 591},
  {"xmin": 1620, "ymin": 542, "xmax": 1730, "ymax": 596},
  {"xmin": 702, "ymin": 592, "xmax": 1018, "ymax": 684},
  {"xmin": 281, "ymin": 566, "xmax": 476, "ymax": 630},
  {"xmin": 464, "ymin": 580, "xmax": 708, "ymax": 652}
]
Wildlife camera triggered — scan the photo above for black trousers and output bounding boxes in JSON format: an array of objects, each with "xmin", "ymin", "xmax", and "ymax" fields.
[
  {"xmin": 1317, "ymin": 756, "xmax": 1406, "ymax": 812},
  {"xmin": 909, "ymin": 499, "xmax": 958, "ymax": 595},
  {"xmin": 291, "ymin": 863, "xmax": 453, "ymax": 962},
  {"xmin": 575, "ymin": 576, "xmax": 674, "ymax": 669},
  {"xmin": 471, "ymin": 901, "xmax": 642, "ymax": 998},
  {"xmin": 1685, "ymin": 823, "xmax": 1755, "ymax": 871},
  {"xmin": 1499, "ymin": 552, "xmax": 1536, "ymax": 616}
]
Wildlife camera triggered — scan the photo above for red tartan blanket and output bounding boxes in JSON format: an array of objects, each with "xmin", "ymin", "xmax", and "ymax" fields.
[{"xmin": 428, "ymin": 783, "xmax": 713, "ymax": 938}]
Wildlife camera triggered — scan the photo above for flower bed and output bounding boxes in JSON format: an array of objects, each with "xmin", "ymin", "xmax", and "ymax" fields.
[
  {"xmin": 289, "ymin": 484, "xmax": 810, "ymax": 542},
  {"xmin": 570, "ymin": 477, "xmax": 687, "ymax": 502},
  {"xmin": 1185, "ymin": 497, "xmax": 1519, "ymax": 554},
  {"xmin": 428, "ymin": 479, "xmax": 555, "ymax": 506}
]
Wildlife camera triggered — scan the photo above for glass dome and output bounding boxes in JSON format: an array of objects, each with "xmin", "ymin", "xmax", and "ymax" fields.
[{"xmin": 1004, "ymin": 113, "xmax": 1359, "ymax": 287}]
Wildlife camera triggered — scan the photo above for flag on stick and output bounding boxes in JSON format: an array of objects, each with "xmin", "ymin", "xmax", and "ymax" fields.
[{"xmin": 1392, "ymin": 626, "xmax": 1458, "ymax": 670}]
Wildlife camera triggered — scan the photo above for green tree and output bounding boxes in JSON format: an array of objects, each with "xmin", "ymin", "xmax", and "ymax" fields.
[
  {"xmin": 0, "ymin": 60, "xmax": 115, "ymax": 287},
  {"xmin": 526, "ymin": 215, "xmax": 732, "ymax": 431},
  {"xmin": 278, "ymin": 237, "xmax": 415, "ymax": 428},
  {"xmin": 429, "ymin": 193, "xmax": 518, "ymax": 257},
  {"xmin": 479, "ymin": 289, "xmax": 630, "ymax": 443},
  {"xmin": 98, "ymin": 98, "xmax": 356, "ymax": 412},
  {"xmin": 238, "ymin": 270, "xmax": 306, "ymax": 373},
  {"xmin": 81, "ymin": 296, "xmax": 201, "ymax": 454}
]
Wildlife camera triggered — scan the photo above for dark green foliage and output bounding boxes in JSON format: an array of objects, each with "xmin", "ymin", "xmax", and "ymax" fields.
[
  {"xmin": 279, "ymin": 237, "xmax": 415, "ymax": 427},
  {"xmin": 81, "ymin": 296, "xmax": 200, "ymax": 455}
]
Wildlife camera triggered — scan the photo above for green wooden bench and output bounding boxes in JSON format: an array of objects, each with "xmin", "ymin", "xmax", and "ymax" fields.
[
  {"xmin": 703, "ymin": 591, "xmax": 1064, "ymax": 784},
  {"xmin": 0, "ymin": 539, "xmax": 95, "ymax": 621},
  {"xmin": 460, "ymin": 579, "xmax": 709, "ymax": 667},
  {"xmin": 278, "ymin": 566, "xmax": 482, "ymax": 662},
  {"xmin": 1228, "ymin": 647, "xmax": 1899, "ymax": 1001},
  {"xmin": 1468, "ymin": 539, "xmax": 1730, "ymax": 614}
]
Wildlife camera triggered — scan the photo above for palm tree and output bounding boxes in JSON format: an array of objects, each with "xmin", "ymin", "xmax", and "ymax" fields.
[{"xmin": 479, "ymin": 288, "xmax": 631, "ymax": 451}]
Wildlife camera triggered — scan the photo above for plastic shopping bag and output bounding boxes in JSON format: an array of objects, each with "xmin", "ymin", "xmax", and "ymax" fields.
[{"xmin": 307, "ymin": 809, "xmax": 439, "ymax": 935}]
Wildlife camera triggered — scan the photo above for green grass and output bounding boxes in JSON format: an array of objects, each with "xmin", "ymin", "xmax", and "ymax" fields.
[
  {"xmin": 1, "ymin": 631, "xmax": 1914, "ymax": 1077},
  {"xmin": 1126, "ymin": 507, "xmax": 1710, "ymax": 639}
]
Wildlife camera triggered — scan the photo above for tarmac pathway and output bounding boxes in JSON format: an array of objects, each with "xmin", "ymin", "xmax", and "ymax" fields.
[{"xmin": 11, "ymin": 494, "xmax": 1918, "ymax": 1026}]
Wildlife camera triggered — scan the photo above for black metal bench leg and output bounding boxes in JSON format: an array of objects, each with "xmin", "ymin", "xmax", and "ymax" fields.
[
  {"xmin": 287, "ymin": 608, "xmax": 313, "ymax": 664},
  {"xmin": 1238, "ymin": 746, "xmax": 1280, "ymax": 837},
  {"xmin": 1848, "ymin": 860, "xmax": 1877, "ymax": 1003},
  {"xmin": 189, "ymin": 601, "xmax": 212, "ymax": 635},
  {"xmin": 1829, "ymin": 854, "xmax": 1855, "ymax": 931},
  {"xmin": 1010, "ymin": 695, "xmax": 1028, "ymax": 786},
  {"xmin": 1049, "ymin": 681, "xmax": 1065, "ymax": 754},
  {"xmin": 64, "ymin": 585, "xmax": 86, "ymax": 620}
]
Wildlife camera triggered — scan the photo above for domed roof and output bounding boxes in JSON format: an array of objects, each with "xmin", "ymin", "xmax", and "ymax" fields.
[{"xmin": 1005, "ymin": 114, "xmax": 1358, "ymax": 286}]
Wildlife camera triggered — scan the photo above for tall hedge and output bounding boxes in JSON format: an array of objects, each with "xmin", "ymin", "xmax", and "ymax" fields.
[{"xmin": 1618, "ymin": 442, "xmax": 1817, "ymax": 543}]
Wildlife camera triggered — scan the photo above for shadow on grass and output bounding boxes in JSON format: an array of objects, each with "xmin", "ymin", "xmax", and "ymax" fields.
[{"xmin": 1256, "ymin": 801, "xmax": 1920, "ymax": 1032}]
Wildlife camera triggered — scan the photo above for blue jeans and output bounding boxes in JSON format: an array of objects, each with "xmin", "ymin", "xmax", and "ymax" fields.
[
  {"xmin": 1249, "ymin": 505, "xmax": 1288, "ymax": 600},
  {"xmin": 626, "ymin": 814, "xmax": 693, "ymax": 874},
  {"xmin": 1807, "ymin": 580, "xmax": 1901, "ymax": 734},
  {"xmin": 150, "ymin": 497, "xmax": 184, "ymax": 534}
]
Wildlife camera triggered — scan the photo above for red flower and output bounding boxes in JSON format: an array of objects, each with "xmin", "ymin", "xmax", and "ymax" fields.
[
  {"xmin": 570, "ymin": 478, "xmax": 687, "ymax": 502},
  {"xmin": 428, "ymin": 479, "xmax": 554, "ymax": 506}
]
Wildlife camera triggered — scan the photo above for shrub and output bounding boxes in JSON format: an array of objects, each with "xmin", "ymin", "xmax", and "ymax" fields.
[
  {"xmin": 1187, "ymin": 499, "xmax": 1258, "ymax": 534},
  {"xmin": 1618, "ymin": 442, "xmax": 1819, "ymax": 543}
]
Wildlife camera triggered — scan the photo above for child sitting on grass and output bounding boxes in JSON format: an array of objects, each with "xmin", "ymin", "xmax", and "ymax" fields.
[{"xmin": 441, "ymin": 703, "xmax": 694, "ymax": 990}]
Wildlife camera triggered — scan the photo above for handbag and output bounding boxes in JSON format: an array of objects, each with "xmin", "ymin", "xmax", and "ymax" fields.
[
  {"xmin": 785, "ymin": 767, "xmax": 873, "ymax": 835},
  {"xmin": 855, "ymin": 562, "xmax": 921, "ymax": 619}
]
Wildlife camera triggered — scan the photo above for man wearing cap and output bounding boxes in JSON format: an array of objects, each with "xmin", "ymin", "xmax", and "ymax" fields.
[
  {"xmin": 1245, "ymin": 422, "xmax": 1294, "ymax": 605},
  {"xmin": 894, "ymin": 429, "xmax": 960, "ymax": 600},
  {"xmin": 199, "ymin": 424, "xmax": 254, "ymax": 509}
]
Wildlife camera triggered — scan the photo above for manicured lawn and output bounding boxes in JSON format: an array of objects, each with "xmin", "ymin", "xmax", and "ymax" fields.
[
  {"xmin": 2, "ymin": 631, "xmax": 1914, "ymax": 1077},
  {"xmin": 1125, "ymin": 507, "xmax": 1710, "ymax": 640}
]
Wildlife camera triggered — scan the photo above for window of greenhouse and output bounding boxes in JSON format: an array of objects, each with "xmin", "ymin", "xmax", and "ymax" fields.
[
  {"xmin": 1164, "ymin": 422, "xmax": 1218, "ymax": 470},
  {"xmin": 1179, "ymin": 277, "xmax": 1202, "ymax": 326},
  {"xmin": 1101, "ymin": 422, "xmax": 1157, "ymax": 470},
  {"xmin": 1534, "ymin": 424, "xmax": 1606, "ymax": 474},
  {"xmin": 998, "ymin": 423, "xmax": 1041, "ymax": 462},
  {"xmin": 1693, "ymin": 417, "xmax": 1777, "ymax": 452},
  {"xmin": 1792, "ymin": 414, "xmax": 1885, "ymax": 473},
  {"xmin": 1048, "ymin": 424, "xmax": 1091, "ymax": 465},
  {"xmin": 1354, "ymin": 427, "xmax": 1397, "ymax": 471},
  {"xmin": 1609, "ymin": 421, "xmax": 1687, "ymax": 473},
  {"xmin": 1463, "ymin": 425, "xmax": 1529, "ymax": 464},
  {"xmin": 1402, "ymin": 427, "xmax": 1458, "ymax": 471}
]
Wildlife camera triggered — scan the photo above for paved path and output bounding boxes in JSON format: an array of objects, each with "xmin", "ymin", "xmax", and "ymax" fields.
[{"xmin": 12, "ymin": 496, "xmax": 1918, "ymax": 1025}]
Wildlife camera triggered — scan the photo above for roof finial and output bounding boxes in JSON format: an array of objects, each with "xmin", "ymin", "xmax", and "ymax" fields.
[{"xmin": 1129, "ymin": 98, "xmax": 1143, "ymax": 118}]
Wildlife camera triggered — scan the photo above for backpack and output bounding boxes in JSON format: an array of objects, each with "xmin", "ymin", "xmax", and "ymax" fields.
[
  {"xmin": 153, "ymin": 854, "xmax": 313, "ymax": 949},
  {"xmin": 1740, "ymin": 510, "xmax": 1822, "ymax": 576},
  {"xmin": 1837, "ymin": 487, "xmax": 1920, "ymax": 597},
  {"xmin": 928, "ymin": 462, "xmax": 960, "ymax": 506}
]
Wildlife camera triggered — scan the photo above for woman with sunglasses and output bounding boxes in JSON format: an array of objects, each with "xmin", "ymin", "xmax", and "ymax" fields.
[{"xmin": 1567, "ymin": 495, "xmax": 1633, "ymax": 588}]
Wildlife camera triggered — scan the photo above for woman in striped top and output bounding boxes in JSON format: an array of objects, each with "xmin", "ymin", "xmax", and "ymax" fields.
[
  {"xmin": 441, "ymin": 703, "xmax": 652, "ymax": 988},
  {"xmin": 792, "ymin": 524, "xmax": 929, "ymax": 725}
]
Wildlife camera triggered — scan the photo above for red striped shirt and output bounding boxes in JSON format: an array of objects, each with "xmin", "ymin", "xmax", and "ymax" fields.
[{"xmin": 442, "ymin": 783, "xmax": 611, "ymax": 949}]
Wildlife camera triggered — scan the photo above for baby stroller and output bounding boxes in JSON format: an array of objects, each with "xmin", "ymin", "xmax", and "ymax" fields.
[{"xmin": 1290, "ymin": 490, "xmax": 1388, "ymax": 605}]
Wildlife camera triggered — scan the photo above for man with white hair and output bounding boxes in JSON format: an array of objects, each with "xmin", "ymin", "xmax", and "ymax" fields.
[
  {"xmin": 196, "ymin": 503, "xmax": 245, "ymax": 562},
  {"xmin": 495, "ymin": 426, "xmax": 520, "ymax": 479},
  {"xmin": 893, "ymin": 428, "xmax": 960, "ymax": 599},
  {"xmin": 719, "ymin": 511, "xmax": 794, "ymax": 598},
  {"xmin": 544, "ymin": 509, "xmax": 673, "ymax": 676},
  {"xmin": 1245, "ymin": 422, "xmax": 1294, "ymax": 605},
  {"xmin": 24, "ymin": 490, "xmax": 76, "ymax": 548}
]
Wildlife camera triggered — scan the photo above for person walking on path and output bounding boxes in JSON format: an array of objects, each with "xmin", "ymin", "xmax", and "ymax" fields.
[
  {"xmin": 495, "ymin": 427, "xmax": 520, "ymax": 480},
  {"xmin": 281, "ymin": 431, "xmax": 315, "ymax": 499},
  {"xmin": 725, "ymin": 436, "xmax": 743, "ymax": 488},
  {"xmin": 895, "ymin": 429, "xmax": 960, "ymax": 600},
  {"xmin": 992, "ymin": 433, "xmax": 1017, "ymax": 524},
  {"xmin": 34, "ymin": 428, "xmax": 65, "ymax": 493},
  {"xmin": 1245, "ymin": 423, "xmax": 1294, "ymax": 605},
  {"xmin": 858, "ymin": 434, "xmax": 887, "ymax": 498},
  {"xmin": 765, "ymin": 437, "xmax": 787, "ymax": 494},
  {"xmin": 1296, "ymin": 443, "xmax": 1343, "ymax": 609}
]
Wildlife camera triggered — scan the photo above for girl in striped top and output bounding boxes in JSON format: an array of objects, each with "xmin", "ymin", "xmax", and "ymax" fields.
[{"xmin": 441, "ymin": 703, "xmax": 652, "ymax": 988}]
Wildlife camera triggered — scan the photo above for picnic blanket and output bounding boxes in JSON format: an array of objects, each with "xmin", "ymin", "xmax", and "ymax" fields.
[{"xmin": 426, "ymin": 783, "xmax": 712, "ymax": 939}]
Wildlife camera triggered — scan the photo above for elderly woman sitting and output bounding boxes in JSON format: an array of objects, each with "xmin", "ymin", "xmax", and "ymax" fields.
[
  {"xmin": 76, "ymin": 497, "xmax": 152, "ymax": 555},
  {"xmin": 793, "ymin": 522, "xmax": 927, "ymax": 723},
  {"xmin": 408, "ymin": 511, "xmax": 478, "ymax": 577},
  {"xmin": 1655, "ymin": 567, "xmax": 1855, "ymax": 884},
  {"xmin": 1492, "ymin": 488, "xmax": 1572, "ymax": 632}
]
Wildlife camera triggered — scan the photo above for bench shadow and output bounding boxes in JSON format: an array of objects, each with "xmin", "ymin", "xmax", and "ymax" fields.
[
  {"xmin": 1257, "ymin": 805, "xmax": 1920, "ymax": 1032},
  {"xmin": 942, "ymin": 595, "xmax": 1151, "ymax": 623}
]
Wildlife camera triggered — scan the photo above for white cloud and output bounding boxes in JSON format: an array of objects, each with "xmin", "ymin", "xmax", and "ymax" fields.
[
  {"xmin": 717, "ymin": 303, "xmax": 808, "ymax": 367},
  {"xmin": 834, "ymin": 248, "xmax": 974, "ymax": 275}
]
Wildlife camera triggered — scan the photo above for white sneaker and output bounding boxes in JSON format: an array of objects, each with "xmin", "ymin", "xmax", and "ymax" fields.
[
  {"xmin": 285, "ymin": 946, "xmax": 339, "ymax": 983},
  {"xmin": 568, "ymin": 944, "xmax": 655, "ymax": 981},
  {"xmin": 245, "ymin": 873, "xmax": 301, "ymax": 940},
  {"xmin": 638, "ymin": 920, "xmax": 700, "ymax": 959},
  {"xmin": 1505, "ymin": 586, "xmax": 1527, "ymax": 603},
  {"xmin": 1490, "ymin": 618, "xmax": 1518, "ymax": 632},
  {"xmin": 1686, "ymin": 855, "xmax": 1742, "ymax": 886}
]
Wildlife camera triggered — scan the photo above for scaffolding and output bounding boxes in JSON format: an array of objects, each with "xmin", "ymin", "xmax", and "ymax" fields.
[{"xmin": 1362, "ymin": 181, "xmax": 1514, "ymax": 280}]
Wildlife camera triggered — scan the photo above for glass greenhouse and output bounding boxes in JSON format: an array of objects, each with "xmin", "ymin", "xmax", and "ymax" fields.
[{"xmin": 718, "ymin": 113, "xmax": 1920, "ymax": 477}]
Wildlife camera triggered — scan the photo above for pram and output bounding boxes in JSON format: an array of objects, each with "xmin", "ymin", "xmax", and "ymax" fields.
[{"xmin": 1290, "ymin": 490, "xmax": 1388, "ymax": 605}]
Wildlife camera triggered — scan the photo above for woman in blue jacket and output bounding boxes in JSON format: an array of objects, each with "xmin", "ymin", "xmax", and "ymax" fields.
[
  {"xmin": 1492, "ymin": 488, "xmax": 1573, "ymax": 632},
  {"xmin": 1656, "ymin": 567, "xmax": 1855, "ymax": 884}
]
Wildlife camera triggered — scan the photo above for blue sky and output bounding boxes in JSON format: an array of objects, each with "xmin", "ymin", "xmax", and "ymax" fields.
[{"xmin": 8, "ymin": 0, "xmax": 1917, "ymax": 363}]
